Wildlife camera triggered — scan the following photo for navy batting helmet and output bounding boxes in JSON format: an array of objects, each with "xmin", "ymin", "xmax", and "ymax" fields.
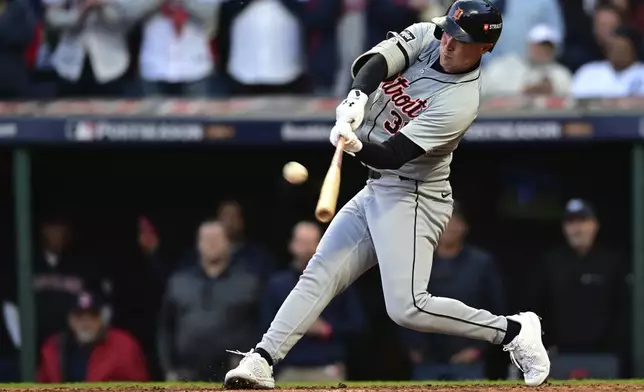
[{"xmin": 432, "ymin": 0, "xmax": 503, "ymax": 50}]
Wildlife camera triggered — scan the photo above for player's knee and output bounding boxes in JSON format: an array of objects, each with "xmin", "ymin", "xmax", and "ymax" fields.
[
  {"xmin": 386, "ymin": 305, "xmax": 418, "ymax": 329},
  {"xmin": 385, "ymin": 291, "xmax": 435, "ymax": 330},
  {"xmin": 384, "ymin": 295, "xmax": 417, "ymax": 329}
]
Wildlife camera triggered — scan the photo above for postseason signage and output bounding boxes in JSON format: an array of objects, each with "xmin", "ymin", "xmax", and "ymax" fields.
[{"xmin": 0, "ymin": 97, "xmax": 642, "ymax": 145}]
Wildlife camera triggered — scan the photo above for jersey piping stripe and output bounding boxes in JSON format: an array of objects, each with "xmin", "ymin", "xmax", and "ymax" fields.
[
  {"xmin": 396, "ymin": 42, "xmax": 410, "ymax": 70},
  {"xmin": 409, "ymin": 181, "xmax": 507, "ymax": 334},
  {"xmin": 409, "ymin": 74, "xmax": 480, "ymax": 86},
  {"xmin": 366, "ymin": 99, "xmax": 391, "ymax": 142}
]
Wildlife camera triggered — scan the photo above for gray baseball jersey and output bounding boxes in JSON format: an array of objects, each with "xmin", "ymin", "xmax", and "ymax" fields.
[
  {"xmin": 353, "ymin": 22, "xmax": 481, "ymax": 182},
  {"xmin": 253, "ymin": 23, "xmax": 509, "ymax": 367}
]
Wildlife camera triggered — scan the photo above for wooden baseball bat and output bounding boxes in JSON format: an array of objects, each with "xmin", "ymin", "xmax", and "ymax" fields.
[{"xmin": 315, "ymin": 137, "xmax": 346, "ymax": 223}]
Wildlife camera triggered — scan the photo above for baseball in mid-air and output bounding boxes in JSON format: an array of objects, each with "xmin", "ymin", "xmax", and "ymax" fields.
[{"xmin": 283, "ymin": 161, "xmax": 308, "ymax": 184}]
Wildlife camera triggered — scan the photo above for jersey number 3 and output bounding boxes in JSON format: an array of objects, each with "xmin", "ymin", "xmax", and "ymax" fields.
[{"xmin": 384, "ymin": 109, "xmax": 409, "ymax": 134}]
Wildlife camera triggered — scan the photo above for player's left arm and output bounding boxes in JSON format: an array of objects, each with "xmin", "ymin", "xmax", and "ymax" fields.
[
  {"xmin": 349, "ymin": 91, "xmax": 477, "ymax": 170},
  {"xmin": 351, "ymin": 22, "xmax": 435, "ymax": 83},
  {"xmin": 334, "ymin": 23, "xmax": 436, "ymax": 131}
]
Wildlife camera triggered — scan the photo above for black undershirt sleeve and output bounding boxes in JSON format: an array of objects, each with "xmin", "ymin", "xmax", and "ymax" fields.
[
  {"xmin": 354, "ymin": 132, "xmax": 425, "ymax": 170},
  {"xmin": 351, "ymin": 54, "xmax": 424, "ymax": 170},
  {"xmin": 351, "ymin": 54, "xmax": 388, "ymax": 95}
]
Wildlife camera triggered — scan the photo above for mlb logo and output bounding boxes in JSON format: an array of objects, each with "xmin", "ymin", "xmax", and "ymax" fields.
[{"xmin": 75, "ymin": 121, "xmax": 96, "ymax": 141}]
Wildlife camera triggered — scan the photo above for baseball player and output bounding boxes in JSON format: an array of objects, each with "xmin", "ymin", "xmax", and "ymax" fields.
[{"xmin": 225, "ymin": 0, "xmax": 550, "ymax": 387}]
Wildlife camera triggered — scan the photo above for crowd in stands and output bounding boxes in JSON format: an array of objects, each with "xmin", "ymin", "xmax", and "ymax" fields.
[
  {"xmin": 0, "ymin": 197, "xmax": 632, "ymax": 382},
  {"xmin": 0, "ymin": 0, "xmax": 644, "ymax": 100}
]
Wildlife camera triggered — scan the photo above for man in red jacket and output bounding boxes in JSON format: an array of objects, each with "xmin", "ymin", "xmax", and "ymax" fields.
[{"xmin": 37, "ymin": 292, "xmax": 149, "ymax": 383}]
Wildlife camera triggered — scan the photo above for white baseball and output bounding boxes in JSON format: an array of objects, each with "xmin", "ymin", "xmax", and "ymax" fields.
[{"xmin": 283, "ymin": 161, "xmax": 309, "ymax": 184}]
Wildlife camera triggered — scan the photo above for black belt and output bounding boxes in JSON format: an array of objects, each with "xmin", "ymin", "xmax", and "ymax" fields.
[{"xmin": 368, "ymin": 169, "xmax": 415, "ymax": 182}]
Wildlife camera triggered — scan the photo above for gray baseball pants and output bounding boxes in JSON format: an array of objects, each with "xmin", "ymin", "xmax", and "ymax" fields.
[{"xmin": 257, "ymin": 174, "xmax": 509, "ymax": 363}]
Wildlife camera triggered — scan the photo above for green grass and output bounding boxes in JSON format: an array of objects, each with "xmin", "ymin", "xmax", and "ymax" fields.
[{"xmin": 2, "ymin": 380, "xmax": 644, "ymax": 388}]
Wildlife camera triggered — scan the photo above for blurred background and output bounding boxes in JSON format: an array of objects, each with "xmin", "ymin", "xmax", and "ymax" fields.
[{"xmin": 0, "ymin": 0, "xmax": 644, "ymax": 385}]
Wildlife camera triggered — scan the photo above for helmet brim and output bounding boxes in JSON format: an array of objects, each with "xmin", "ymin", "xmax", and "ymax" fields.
[{"xmin": 431, "ymin": 16, "xmax": 475, "ymax": 43}]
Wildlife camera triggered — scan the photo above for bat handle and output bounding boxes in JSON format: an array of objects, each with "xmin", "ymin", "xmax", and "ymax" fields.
[
  {"xmin": 332, "ymin": 137, "xmax": 346, "ymax": 166},
  {"xmin": 337, "ymin": 136, "xmax": 346, "ymax": 150}
]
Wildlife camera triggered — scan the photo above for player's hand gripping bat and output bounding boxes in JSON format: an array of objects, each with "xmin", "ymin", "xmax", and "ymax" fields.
[{"xmin": 315, "ymin": 136, "xmax": 346, "ymax": 223}]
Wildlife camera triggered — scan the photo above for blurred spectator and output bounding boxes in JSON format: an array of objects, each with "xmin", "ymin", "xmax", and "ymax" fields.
[
  {"xmin": 487, "ymin": 0, "xmax": 564, "ymax": 62},
  {"xmin": 215, "ymin": 200, "xmax": 276, "ymax": 279},
  {"xmin": 611, "ymin": 0, "xmax": 644, "ymax": 33},
  {"xmin": 571, "ymin": 25, "xmax": 644, "ymax": 98},
  {"xmin": 402, "ymin": 203, "xmax": 505, "ymax": 381},
  {"xmin": 593, "ymin": 4, "xmax": 624, "ymax": 55},
  {"xmin": 0, "ymin": 290, "xmax": 19, "ymax": 382},
  {"xmin": 110, "ymin": 215, "xmax": 173, "ymax": 381},
  {"xmin": 483, "ymin": 24, "xmax": 572, "ymax": 97},
  {"xmin": 0, "ymin": 0, "xmax": 36, "ymax": 99},
  {"xmin": 166, "ymin": 201, "xmax": 276, "ymax": 278},
  {"xmin": 220, "ymin": 0, "xmax": 309, "ymax": 96},
  {"xmin": 416, "ymin": 0, "xmax": 453, "ymax": 21},
  {"xmin": 157, "ymin": 220, "xmax": 260, "ymax": 381},
  {"xmin": 366, "ymin": 0, "xmax": 421, "ymax": 50},
  {"xmin": 37, "ymin": 292, "xmax": 149, "ymax": 382},
  {"xmin": 333, "ymin": 0, "xmax": 366, "ymax": 97},
  {"xmin": 558, "ymin": 2, "xmax": 625, "ymax": 72},
  {"xmin": 131, "ymin": 0, "xmax": 222, "ymax": 97},
  {"xmin": 137, "ymin": 215, "xmax": 173, "ymax": 283},
  {"xmin": 263, "ymin": 221, "xmax": 364, "ymax": 382},
  {"xmin": 303, "ymin": 0, "xmax": 343, "ymax": 95},
  {"xmin": 557, "ymin": 0, "xmax": 598, "ymax": 73},
  {"xmin": 44, "ymin": 0, "xmax": 132, "ymax": 97},
  {"xmin": 25, "ymin": 0, "xmax": 63, "ymax": 98},
  {"xmin": 33, "ymin": 213, "xmax": 111, "ymax": 348},
  {"xmin": 532, "ymin": 199, "xmax": 629, "ymax": 377},
  {"xmin": 177, "ymin": 200, "xmax": 276, "ymax": 279}
]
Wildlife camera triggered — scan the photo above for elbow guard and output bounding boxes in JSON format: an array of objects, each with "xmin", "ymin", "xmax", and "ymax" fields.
[{"xmin": 351, "ymin": 32, "xmax": 412, "ymax": 81}]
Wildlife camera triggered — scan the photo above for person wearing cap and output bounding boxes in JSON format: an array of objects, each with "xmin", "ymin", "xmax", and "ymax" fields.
[
  {"xmin": 401, "ymin": 202, "xmax": 506, "ymax": 381},
  {"xmin": 484, "ymin": 0, "xmax": 564, "ymax": 61},
  {"xmin": 571, "ymin": 25, "xmax": 644, "ymax": 98},
  {"xmin": 531, "ymin": 199, "xmax": 630, "ymax": 377},
  {"xmin": 37, "ymin": 292, "xmax": 149, "ymax": 382},
  {"xmin": 32, "ymin": 213, "xmax": 111, "ymax": 349},
  {"xmin": 482, "ymin": 23, "xmax": 572, "ymax": 97}
]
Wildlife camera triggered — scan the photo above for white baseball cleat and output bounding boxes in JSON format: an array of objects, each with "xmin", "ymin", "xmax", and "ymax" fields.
[
  {"xmin": 224, "ymin": 350, "xmax": 275, "ymax": 389},
  {"xmin": 503, "ymin": 312, "xmax": 551, "ymax": 386}
]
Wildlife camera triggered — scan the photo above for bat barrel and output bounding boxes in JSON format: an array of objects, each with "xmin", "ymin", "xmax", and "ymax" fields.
[
  {"xmin": 315, "ymin": 208, "xmax": 334, "ymax": 223},
  {"xmin": 314, "ymin": 138, "xmax": 345, "ymax": 223}
]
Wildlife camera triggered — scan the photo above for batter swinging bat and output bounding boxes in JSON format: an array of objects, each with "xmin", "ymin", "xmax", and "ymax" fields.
[{"xmin": 315, "ymin": 137, "xmax": 345, "ymax": 223}]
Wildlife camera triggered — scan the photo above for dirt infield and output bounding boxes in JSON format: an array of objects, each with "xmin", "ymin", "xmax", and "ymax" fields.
[{"xmin": 5, "ymin": 384, "xmax": 644, "ymax": 392}]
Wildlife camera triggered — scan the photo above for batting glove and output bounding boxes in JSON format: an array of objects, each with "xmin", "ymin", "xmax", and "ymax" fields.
[
  {"xmin": 336, "ymin": 89, "xmax": 369, "ymax": 131},
  {"xmin": 329, "ymin": 121, "xmax": 363, "ymax": 154}
]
